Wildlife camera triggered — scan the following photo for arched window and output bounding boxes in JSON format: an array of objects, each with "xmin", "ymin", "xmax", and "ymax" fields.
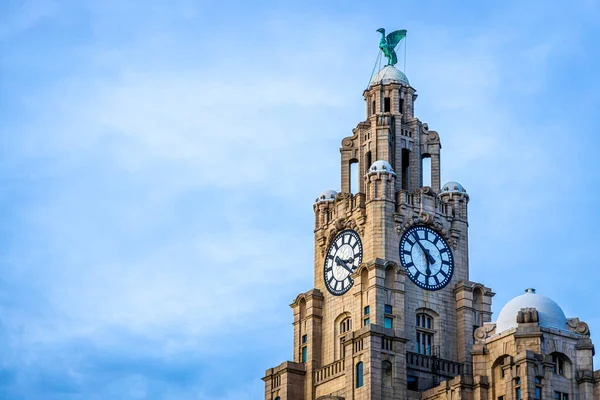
[
  {"xmin": 356, "ymin": 362, "xmax": 364, "ymax": 388},
  {"xmin": 415, "ymin": 313, "xmax": 433, "ymax": 355},
  {"xmin": 299, "ymin": 298, "xmax": 306, "ymax": 320},
  {"xmin": 550, "ymin": 353, "xmax": 571, "ymax": 378},
  {"xmin": 382, "ymin": 360, "xmax": 392, "ymax": 387},
  {"xmin": 340, "ymin": 317, "xmax": 352, "ymax": 334},
  {"xmin": 335, "ymin": 313, "xmax": 352, "ymax": 360}
]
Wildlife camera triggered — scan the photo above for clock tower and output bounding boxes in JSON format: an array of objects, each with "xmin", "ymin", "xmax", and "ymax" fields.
[
  {"xmin": 263, "ymin": 28, "xmax": 600, "ymax": 400},
  {"xmin": 262, "ymin": 30, "xmax": 496, "ymax": 400}
]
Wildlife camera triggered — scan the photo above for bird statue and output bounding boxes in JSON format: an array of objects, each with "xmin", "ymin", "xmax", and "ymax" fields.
[{"xmin": 376, "ymin": 28, "xmax": 407, "ymax": 66}]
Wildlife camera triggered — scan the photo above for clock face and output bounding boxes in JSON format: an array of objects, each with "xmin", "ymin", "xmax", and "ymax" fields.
[
  {"xmin": 324, "ymin": 230, "xmax": 363, "ymax": 296},
  {"xmin": 399, "ymin": 226, "xmax": 454, "ymax": 291}
]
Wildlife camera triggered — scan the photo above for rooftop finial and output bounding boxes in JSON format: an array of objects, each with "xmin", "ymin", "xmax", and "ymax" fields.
[
  {"xmin": 376, "ymin": 28, "xmax": 407, "ymax": 66},
  {"xmin": 525, "ymin": 288, "xmax": 536, "ymax": 294}
]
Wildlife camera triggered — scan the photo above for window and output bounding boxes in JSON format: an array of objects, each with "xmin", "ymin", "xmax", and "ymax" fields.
[
  {"xmin": 372, "ymin": 100, "xmax": 376, "ymax": 115},
  {"xmin": 340, "ymin": 317, "xmax": 352, "ymax": 333},
  {"xmin": 364, "ymin": 306, "xmax": 370, "ymax": 315},
  {"xmin": 356, "ymin": 362, "xmax": 364, "ymax": 388},
  {"xmin": 275, "ymin": 397, "xmax": 280, "ymax": 400},
  {"xmin": 498, "ymin": 397, "xmax": 504, "ymax": 400},
  {"xmin": 535, "ymin": 377, "xmax": 542, "ymax": 399},
  {"xmin": 384, "ymin": 304, "xmax": 393, "ymax": 314},
  {"xmin": 552, "ymin": 354, "xmax": 564, "ymax": 375},
  {"xmin": 302, "ymin": 334, "xmax": 307, "ymax": 344},
  {"xmin": 555, "ymin": 392, "xmax": 568, "ymax": 400},
  {"xmin": 407, "ymin": 375, "xmax": 418, "ymax": 391},
  {"xmin": 399, "ymin": 98, "xmax": 404, "ymax": 114},
  {"xmin": 416, "ymin": 313, "xmax": 433, "ymax": 355},
  {"xmin": 301, "ymin": 346, "xmax": 307, "ymax": 362},
  {"xmin": 515, "ymin": 387, "xmax": 521, "ymax": 400},
  {"xmin": 514, "ymin": 377, "xmax": 521, "ymax": 385},
  {"xmin": 401, "ymin": 149, "xmax": 410, "ymax": 190},
  {"xmin": 384, "ymin": 97, "xmax": 391, "ymax": 112},
  {"xmin": 364, "ymin": 318, "xmax": 370, "ymax": 326},
  {"xmin": 384, "ymin": 317, "xmax": 393, "ymax": 329}
]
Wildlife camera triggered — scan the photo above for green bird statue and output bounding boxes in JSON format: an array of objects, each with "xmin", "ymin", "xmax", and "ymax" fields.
[{"xmin": 376, "ymin": 28, "xmax": 407, "ymax": 66}]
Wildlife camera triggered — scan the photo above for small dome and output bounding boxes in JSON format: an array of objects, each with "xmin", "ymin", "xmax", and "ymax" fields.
[
  {"xmin": 441, "ymin": 181, "xmax": 467, "ymax": 194},
  {"xmin": 495, "ymin": 288, "xmax": 567, "ymax": 333},
  {"xmin": 315, "ymin": 189, "xmax": 337, "ymax": 203},
  {"xmin": 368, "ymin": 160, "xmax": 396, "ymax": 175},
  {"xmin": 370, "ymin": 65, "xmax": 409, "ymax": 86}
]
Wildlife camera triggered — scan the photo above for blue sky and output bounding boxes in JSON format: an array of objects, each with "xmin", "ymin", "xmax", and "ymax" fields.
[{"xmin": 1, "ymin": 0, "xmax": 599, "ymax": 398}]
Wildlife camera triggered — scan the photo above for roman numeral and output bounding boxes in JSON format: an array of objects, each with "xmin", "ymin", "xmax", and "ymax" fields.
[
  {"xmin": 406, "ymin": 238, "xmax": 414, "ymax": 246},
  {"xmin": 442, "ymin": 260, "xmax": 450, "ymax": 266},
  {"xmin": 439, "ymin": 270, "xmax": 447, "ymax": 278},
  {"xmin": 424, "ymin": 230, "xmax": 429, "ymax": 240},
  {"xmin": 403, "ymin": 250, "xmax": 412, "ymax": 255},
  {"xmin": 405, "ymin": 262, "xmax": 414, "ymax": 268},
  {"xmin": 414, "ymin": 271, "xmax": 421, "ymax": 281},
  {"xmin": 433, "ymin": 275, "xmax": 440, "ymax": 285},
  {"xmin": 432, "ymin": 236, "xmax": 439, "ymax": 246},
  {"xmin": 440, "ymin": 248, "xmax": 448, "ymax": 254}
]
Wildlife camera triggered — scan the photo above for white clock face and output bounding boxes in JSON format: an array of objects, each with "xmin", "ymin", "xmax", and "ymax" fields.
[
  {"xmin": 399, "ymin": 226, "xmax": 454, "ymax": 291},
  {"xmin": 324, "ymin": 230, "xmax": 363, "ymax": 296}
]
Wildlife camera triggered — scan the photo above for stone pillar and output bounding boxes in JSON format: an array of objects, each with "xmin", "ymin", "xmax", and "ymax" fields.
[
  {"xmin": 431, "ymin": 152, "xmax": 440, "ymax": 192},
  {"xmin": 454, "ymin": 282, "xmax": 475, "ymax": 373}
]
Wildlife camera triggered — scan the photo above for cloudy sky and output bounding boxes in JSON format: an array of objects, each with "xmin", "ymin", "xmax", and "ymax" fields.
[{"xmin": 1, "ymin": 0, "xmax": 600, "ymax": 398}]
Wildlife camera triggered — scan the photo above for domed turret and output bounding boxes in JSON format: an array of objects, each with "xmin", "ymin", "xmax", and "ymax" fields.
[
  {"xmin": 367, "ymin": 160, "xmax": 396, "ymax": 176},
  {"xmin": 370, "ymin": 65, "xmax": 409, "ymax": 87},
  {"xmin": 315, "ymin": 189, "xmax": 337, "ymax": 204},
  {"xmin": 495, "ymin": 288, "xmax": 567, "ymax": 333},
  {"xmin": 441, "ymin": 181, "xmax": 467, "ymax": 194}
]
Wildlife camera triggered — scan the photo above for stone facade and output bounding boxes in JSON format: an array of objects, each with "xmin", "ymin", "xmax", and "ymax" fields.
[{"xmin": 262, "ymin": 64, "xmax": 600, "ymax": 400}]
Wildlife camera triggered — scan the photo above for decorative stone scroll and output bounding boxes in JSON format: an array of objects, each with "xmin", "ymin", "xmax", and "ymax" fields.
[{"xmin": 567, "ymin": 318, "xmax": 590, "ymax": 336}]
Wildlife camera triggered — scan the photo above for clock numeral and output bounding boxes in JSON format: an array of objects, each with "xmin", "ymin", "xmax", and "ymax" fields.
[
  {"xmin": 439, "ymin": 270, "xmax": 448, "ymax": 278},
  {"xmin": 402, "ymin": 250, "xmax": 412, "ymax": 256},
  {"xmin": 433, "ymin": 275, "xmax": 440, "ymax": 285},
  {"xmin": 414, "ymin": 271, "xmax": 421, "ymax": 281},
  {"xmin": 441, "ymin": 260, "xmax": 450, "ymax": 266},
  {"xmin": 439, "ymin": 248, "xmax": 448, "ymax": 254},
  {"xmin": 406, "ymin": 237, "xmax": 414, "ymax": 246},
  {"xmin": 432, "ymin": 236, "xmax": 439, "ymax": 246},
  {"xmin": 424, "ymin": 230, "xmax": 429, "ymax": 240},
  {"xmin": 404, "ymin": 262, "xmax": 414, "ymax": 268}
]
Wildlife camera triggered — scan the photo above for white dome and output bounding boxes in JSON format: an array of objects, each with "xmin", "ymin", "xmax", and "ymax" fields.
[
  {"xmin": 370, "ymin": 65, "xmax": 409, "ymax": 86},
  {"xmin": 315, "ymin": 189, "xmax": 337, "ymax": 203},
  {"xmin": 495, "ymin": 288, "xmax": 567, "ymax": 333},
  {"xmin": 368, "ymin": 160, "xmax": 396, "ymax": 175},
  {"xmin": 441, "ymin": 181, "xmax": 466, "ymax": 194}
]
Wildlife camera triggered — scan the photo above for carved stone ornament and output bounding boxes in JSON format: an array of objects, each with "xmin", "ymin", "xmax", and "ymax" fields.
[
  {"xmin": 474, "ymin": 327, "xmax": 488, "ymax": 341},
  {"xmin": 474, "ymin": 324, "xmax": 496, "ymax": 341},
  {"xmin": 567, "ymin": 318, "xmax": 590, "ymax": 336},
  {"xmin": 427, "ymin": 131, "xmax": 440, "ymax": 142},
  {"xmin": 517, "ymin": 307, "xmax": 539, "ymax": 324},
  {"xmin": 394, "ymin": 213, "xmax": 449, "ymax": 243},
  {"xmin": 317, "ymin": 396, "xmax": 344, "ymax": 400},
  {"xmin": 342, "ymin": 138, "xmax": 354, "ymax": 148},
  {"xmin": 420, "ymin": 186, "xmax": 435, "ymax": 196}
]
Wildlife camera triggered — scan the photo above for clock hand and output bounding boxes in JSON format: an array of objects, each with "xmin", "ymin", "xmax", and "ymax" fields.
[
  {"xmin": 413, "ymin": 233, "xmax": 436, "ymax": 264},
  {"xmin": 425, "ymin": 256, "xmax": 431, "ymax": 276},
  {"xmin": 335, "ymin": 256, "xmax": 355, "ymax": 274}
]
